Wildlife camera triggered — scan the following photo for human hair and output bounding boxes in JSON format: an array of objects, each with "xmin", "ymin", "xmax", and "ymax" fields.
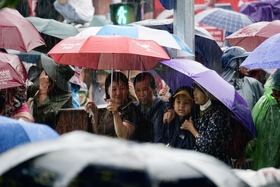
[
  {"xmin": 105, "ymin": 71, "xmax": 129, "ymax": 99},
  {"xmin": 133, "ymin": 72, "xmax": 157, "ymax": 90}
]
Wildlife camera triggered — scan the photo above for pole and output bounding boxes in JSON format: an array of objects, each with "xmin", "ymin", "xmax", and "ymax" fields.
[{"xmin": 173, "ymin": 0, "xmax": 195, "ymax": 59}]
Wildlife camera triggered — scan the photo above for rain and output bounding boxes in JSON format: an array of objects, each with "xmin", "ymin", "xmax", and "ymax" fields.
[{"xmin": 1, "ymin": 0, "xmax": 280, "ymax": 186}]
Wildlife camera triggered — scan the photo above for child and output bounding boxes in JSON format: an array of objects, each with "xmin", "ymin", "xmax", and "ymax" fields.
[{"xmin": 162, "ymin": 86, "xmax": 195, "ymax": 149}]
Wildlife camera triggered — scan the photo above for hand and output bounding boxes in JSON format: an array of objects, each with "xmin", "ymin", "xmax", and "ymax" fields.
[
  {"xmin": 106, "ymin": 99, "xmax": 118, "ymax": 115},
  {"xmin": 163, "ymin": 108, "xmax": 175, "ymax": 124},
  {"xmin": 85, "ymin": 101, "xmax": 98, "ymax": 113},
  {"xmin": 181, "ymin": 117, "xmax": 195, "ymax": 131},
  {"xmin": 39, "ymin": 71, "xmax": 51, "ymax": 92}
]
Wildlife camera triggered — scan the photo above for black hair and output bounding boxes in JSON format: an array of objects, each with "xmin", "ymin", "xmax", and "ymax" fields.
[
  {"xmin": 105, "ymin": 72, "xmax": 129, "ymax": 99},
  {"xmin": 169, "ymin": 86, "xmax": 193, "ymax": 106},
  {"xmin": 133, "ymin": 72, "xmax": 157, "ymax": 89}
]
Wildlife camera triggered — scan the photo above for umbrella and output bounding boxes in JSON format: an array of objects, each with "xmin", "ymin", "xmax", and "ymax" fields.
[
  {"xmin": 26, "ymin": 16, "xmax": 80, "ymax": 39},
  {"xmin": 132, "ymin": 19, "xmax": 223, "ymax": 74},
  {"xmin": 0, "ymin": 8, "xmax": 45, "ymax": 52},
  {"xmin": 0, "ymin": 131, "xmax": 249, "ymax": 187},
  {"xmin": 48, "ymin": 35, "xmax": 170, "ymax": 70},
  {"xmin": 0, "ymin": 52, "xmax": 28, "ymax": 89},
  {"xmin": 239, "ymin": 1, "xmax": 280, "ymax": 22},
  {"xmin": 76, "ymin": 24, "xmax": 194, "ymax": 57},
  {"xmin": 226, "ymin": 20, "xmax": 280, "ymax": 52},
  {"xmin": 0, "ymin": 116, "xmax": 59, "ymax": 154},
  {"xmin": 195, "ymin": 8, "xmax": 254, "ymax": 33},
  {"xmin": 240, "ymin": 33, "xmax": 280, "ymax": 70},
  {"xmin": 156, "ymin": 59, "xmax": 256, "ymax": 138},
  {"xmin": 6, "ymin": 49, "xmax": 43, "ymax": 64}
]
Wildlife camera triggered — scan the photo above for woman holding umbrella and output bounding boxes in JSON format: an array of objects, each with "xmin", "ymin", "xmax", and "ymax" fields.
[
  {"xmin": 85, "ymin": 71, "xmax": 141, "ymax": 139},
  {"xmin": 173, "ymin": 82, "xmax": 233, "ymax": 166}
]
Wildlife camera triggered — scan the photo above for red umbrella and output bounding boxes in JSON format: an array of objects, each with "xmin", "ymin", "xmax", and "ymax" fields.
[
  {"xmin": 0, "ymin": 8, "xmax": 45, "ymax": 52},
  {"xmin": 0, "ymin": 52, "xmax": 28, "ymax": 89},
  {"xmin": 226, "ymin": 20, "xmax": 280, "ymax": 52},
  {"xmin": 48, "ymin": 35, "xmax": 170, "ymax": 70}
]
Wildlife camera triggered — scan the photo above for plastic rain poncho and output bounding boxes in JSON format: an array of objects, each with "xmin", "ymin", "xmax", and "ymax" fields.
[{"xmin": 246, "ymin": 69, "xmax": 280, "ymax": 170}]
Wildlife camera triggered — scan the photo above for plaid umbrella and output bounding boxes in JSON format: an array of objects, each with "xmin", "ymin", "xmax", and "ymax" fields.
[{"xmin": 195, "ymin": 8, "xmax": 254, "ymax": 33}]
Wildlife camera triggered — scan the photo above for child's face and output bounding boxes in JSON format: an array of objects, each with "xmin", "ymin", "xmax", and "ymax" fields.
[{"xmin": 173, "ymin": 95, "xmax": 192, "ymax": 118}]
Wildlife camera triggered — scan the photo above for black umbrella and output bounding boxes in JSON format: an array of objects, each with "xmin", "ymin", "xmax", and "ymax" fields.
[{"xmin": 0, "ymin": 131, "xmax": 249, "ymax": 187}]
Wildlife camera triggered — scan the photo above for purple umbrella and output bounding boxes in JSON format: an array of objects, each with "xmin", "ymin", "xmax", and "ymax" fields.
[
  {"xmin": 156, "ymin": 59, "xmax": 256, "ymax": 137},
  {"xmin": 239, "ymin": 1, "xmax": 280, "ymax": 22}
]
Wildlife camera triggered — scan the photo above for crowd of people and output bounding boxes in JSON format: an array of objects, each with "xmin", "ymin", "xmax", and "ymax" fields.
[{"xmin": 1, "ymin": 0, "xmax": 279, "ymax": 179}]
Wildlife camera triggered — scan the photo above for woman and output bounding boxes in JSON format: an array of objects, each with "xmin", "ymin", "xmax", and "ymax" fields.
[
  {"xmin": 0, "ymin": 86, "xmax": 34, "ymax": 122},
  {"xmin": 85, "ymin": 72, "xmax": 140, "ymax": 139},
  {"xmin": 246, "ymin": 69, "xmax": 280, "ymax": 170},
  {"xmin": 183, "ymin": 82, "xmax": 233, "ymax": 165}
]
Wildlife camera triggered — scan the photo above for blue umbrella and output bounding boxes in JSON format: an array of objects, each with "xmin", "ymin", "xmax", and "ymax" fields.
[
  {"xmin": 240, "ymin": 33, "xmax": 280, "ymax": 70},
  {"xmin": 195, "ymin": 8, "xmax": 254, "ymax": 33},
  {"xmin": 0, "ymin": 116, "xmax": 59, "ymax": 153},
  {"xmin": 155, "ymin": 59, "xmax": 256, "ymax": 138},
  {"xmin": 76, "ymin": 24, "xmax": 194, "ymax": 57}
]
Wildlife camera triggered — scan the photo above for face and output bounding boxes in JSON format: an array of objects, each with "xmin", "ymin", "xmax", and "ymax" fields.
[
  {"xmin": 108, "ymin": 81, "xmax": 128, "ymax": 105},
  {"xmin": 272, "ymin": 89, "xmax": 280, "ymax": 105},
  {"xmin": 174, "ymin": 95, "xmax": 192, "ymax": 118},
  {"xmin": 193, "ymin": 87, "xmax": 209, "ymax": 105},
  {"xmin": 96, "ymin": 72, "xmax": 108, "ymax": 86},
  {"xmin": 134, "ymin": 79, "xmax": 155, "ymax": 107}
]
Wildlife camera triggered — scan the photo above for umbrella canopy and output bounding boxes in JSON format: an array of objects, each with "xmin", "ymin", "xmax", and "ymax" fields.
[
  {"xmin": 226, "ymin": 20, "xmax": 280, "ymax": 52},
  {"xmin": 76, "ymin": 24, "xmax": 193, "ymax": 57},
  {"xmin": 156, "ymin": 59, "xmax": 256, "ymax": 137},
  {"xmin": 26, "ymin": 17, "xmax": 80, "ymax": 39},
  {"xmin": 239, "ymin": 1, "xmax": 280, "ymax": 22},
  {"xmin": 240, "ymin": 33, "xmax": 280, "ymax": 70},
  {"xmin": 0, "ymin": 116, "xmax": 59, "ymax": 154},
  {"xmin": 0, "ymin": 131, "xmax": 249, "ymax": 187},
  {"xmin": 0, "ymin": 52, "xmax": 27, "ymax": 89},
  {"xmin": 195, "ymin": 8, "xmax": 254, "ymax": 33},
  {"xmin": 48, "ymin": 35, "xmax": 170, "ymax": 70},
  {"xmin": 132, "ymin": 19, "xmax": 223, "ymax": 74},
  {"xmin": 0, "ymin": 8, "xmax": 45, "ymax": 52}
]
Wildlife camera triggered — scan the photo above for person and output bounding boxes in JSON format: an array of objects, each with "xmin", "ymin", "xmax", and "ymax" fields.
[
  {"xmin": 35, "ymin": 0, "xmax": 63, "ymax": 21},
  {"xmin": 15, "ymin": 0, "xmax": 31, "ymax": 17},
  {"xmin": 69, "ymin": 67, "xmax": 83, "ymax": 108},
  {"xmin": 78, "ymin": 82, "xmax": 90, "ymax": 107},
  {"xmin": 88, "ymin": 70, "xmax": 110, "ymax": 105},
  {"xmin": 205, "ymin": 0, "xmax": 218, "ymax": 9},
  {"xmin": 182, "ymin": 82, "xmax": 233, "ymax": 166},
  {"xmin": 246, "ymin": 69, "xmax": 280, "ymax": 170},
  {"xmin": 132, "ymin": 72, "xmax": 170, "ymax": 143},
  {"xmin": 27, "ymin": 55, "xmax": 75, "ymax": 129},
  {"xmin": 162, "ymin": 86, "xmax": 196, "ymax": 149},
  {"xmin": 53, "ymin": 0, "xmax": 94, "ymax": 25},
  {"xmin": 85, "ymin": 71, "xmax": 141, "ymax": 139},
  {"xmin": 221, "ymin": 46, "xmax": 264, "ymax": 110},
  {"xmin": 158, "ymin": 80, "xmax": 171, "ymax": 102},
  {"xmin": 0, "ymin": 86, "xmax": 34, "ymax": 122}
]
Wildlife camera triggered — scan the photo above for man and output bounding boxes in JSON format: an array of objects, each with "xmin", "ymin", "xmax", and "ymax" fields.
[
  {"xmin": 53, "ymin": 0, "xmax": 94, "ymax": 25},
  {"xmin": 133, "ymin": 72, "xmax": 169, "ymax": 143},
  {"xmin": 221, "ymin": 46, "xmax": 264, "ymax": 110},
  {"xmin": 27, "ymin": 54, "xmax": 75, "ymax": 129}
]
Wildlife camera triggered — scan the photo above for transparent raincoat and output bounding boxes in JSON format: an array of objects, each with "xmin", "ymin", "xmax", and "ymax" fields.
[{"xmin": 246, "ymin": 69, "xmax": 280, "ymax": 170}]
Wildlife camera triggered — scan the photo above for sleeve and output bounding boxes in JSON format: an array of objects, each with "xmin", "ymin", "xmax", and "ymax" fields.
[{"xmin": 34, "ymin": 92, "xmax": 72, "ymax": 128}]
